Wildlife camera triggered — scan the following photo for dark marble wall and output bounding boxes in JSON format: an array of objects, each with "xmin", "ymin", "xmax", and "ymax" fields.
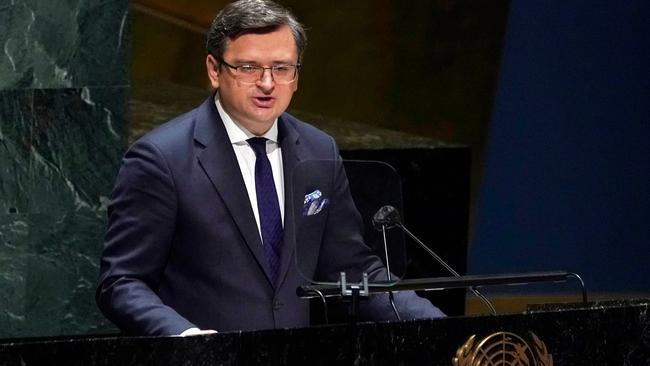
[{"xmin": 0, "ymin": 0, "xmax": 128, "ymax": 337}]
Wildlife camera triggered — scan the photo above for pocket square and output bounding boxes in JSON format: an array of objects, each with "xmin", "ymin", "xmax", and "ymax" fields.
[{"xmin": 303, "ymin": 189, "xmax": 329, "ymax": 216}]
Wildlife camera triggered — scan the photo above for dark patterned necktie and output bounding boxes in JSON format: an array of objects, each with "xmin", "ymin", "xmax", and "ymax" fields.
[{"xmin": 248, "ymin": 137, "xmax": 283, "ymax": 284}]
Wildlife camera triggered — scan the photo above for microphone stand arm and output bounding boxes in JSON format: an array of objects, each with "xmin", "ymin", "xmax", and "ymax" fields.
[{"xmin": 397, "ymin": 223, "xmax": 497, "ymax": 315}]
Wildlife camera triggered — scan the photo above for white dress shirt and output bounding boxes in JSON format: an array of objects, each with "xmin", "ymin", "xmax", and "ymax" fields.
[
  {"xmin": 215, "ymin": 96, "xmax": 285, "ymax": 238},
  {"xmin": 178, "ymin": 97, "xmax": 286, "ymax": 336}
]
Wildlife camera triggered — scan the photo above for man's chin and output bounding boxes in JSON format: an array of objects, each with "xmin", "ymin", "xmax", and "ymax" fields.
[
  {"xmin": 250, "ymin": 109, "xmax": 281, "ymax": 123},
  {"xmin": 241, "ymin": 115, "xmax": 279, "ymax": 135}
]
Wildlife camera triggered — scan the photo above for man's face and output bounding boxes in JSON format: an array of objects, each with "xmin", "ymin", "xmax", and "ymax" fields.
[{"xmin": 206, "ymin": 24, "xmax": 299, "ymax": 135}]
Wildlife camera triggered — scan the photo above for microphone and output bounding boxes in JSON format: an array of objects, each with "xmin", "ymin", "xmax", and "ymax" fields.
[
  {"xmin": 372, "ymin": 205, "xmax": 402, "ymax": 320},
  {"xmin": 371, "ymin": 205, "xmax": 401, "ymax": 230},
  {"xmin": 372, "ymin": 205, "xmax": 497, "ymax": 315}
]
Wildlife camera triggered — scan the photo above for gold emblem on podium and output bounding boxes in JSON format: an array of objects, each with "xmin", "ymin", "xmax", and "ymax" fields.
[{"xmin": 453, "ymin": 331, "xmax": 553, "ymax": 366}]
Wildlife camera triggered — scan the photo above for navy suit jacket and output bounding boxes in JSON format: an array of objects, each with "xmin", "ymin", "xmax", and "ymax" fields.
[{"xmin": 96, "ymin": 96, "xmax": 442, "ymax": 335}]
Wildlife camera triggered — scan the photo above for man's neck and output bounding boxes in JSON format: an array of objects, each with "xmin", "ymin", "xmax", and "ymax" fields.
[{"xmin": 215, "ymin": 95, "xmax": 279, "ymax": 143}]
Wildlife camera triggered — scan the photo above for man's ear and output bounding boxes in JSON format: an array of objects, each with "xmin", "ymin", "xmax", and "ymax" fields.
[{"xmin": 206, "ymin": 54, "xmax": 220, "ymax": 89}]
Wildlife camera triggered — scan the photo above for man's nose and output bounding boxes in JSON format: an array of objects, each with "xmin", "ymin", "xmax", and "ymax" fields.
[{"xmin": 256, "ymin": 68, "xmax": 275, "ymax": 91}]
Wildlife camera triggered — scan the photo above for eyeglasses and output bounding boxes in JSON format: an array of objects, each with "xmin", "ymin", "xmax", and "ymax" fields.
[{"xmin": 218, "ymin": 58, "xmax": 301, "ymax": 85}]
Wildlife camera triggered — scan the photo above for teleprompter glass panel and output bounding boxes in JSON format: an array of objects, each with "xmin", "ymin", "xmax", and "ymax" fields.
[{"xmin": 290, "ymin": 159, "xmax": 406, "ymax": 287}]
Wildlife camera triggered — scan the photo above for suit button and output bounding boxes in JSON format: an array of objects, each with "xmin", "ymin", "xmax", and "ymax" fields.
[{"xmin": 273, "ymin": 301, "xmax": 284, "ymax": 310}]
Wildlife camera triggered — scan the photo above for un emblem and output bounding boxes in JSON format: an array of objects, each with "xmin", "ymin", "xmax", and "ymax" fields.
[{"xmin": 453, "ymin": 331, "xmax": 553, "ymax": 366}]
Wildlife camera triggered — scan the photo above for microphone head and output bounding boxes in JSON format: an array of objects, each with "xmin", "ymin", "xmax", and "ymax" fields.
[{"xmin": 372, "ymin": 205, "xmax": 401, "ymax": 230}]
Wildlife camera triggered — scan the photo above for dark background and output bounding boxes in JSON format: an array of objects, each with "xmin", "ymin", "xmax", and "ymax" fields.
[{"xmin": 469, "ymin": 1, "xmax": 650, "ymax": 297}]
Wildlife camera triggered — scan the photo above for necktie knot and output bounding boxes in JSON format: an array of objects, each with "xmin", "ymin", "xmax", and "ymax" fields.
[{"xmin": 248, "ymin": 137, "xmax": 268, "ymax": 157}]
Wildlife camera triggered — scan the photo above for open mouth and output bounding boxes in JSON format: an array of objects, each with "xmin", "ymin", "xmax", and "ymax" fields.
[{"xmin": 253, "ymin": 96, "xmax": 274, "ymax": 107}]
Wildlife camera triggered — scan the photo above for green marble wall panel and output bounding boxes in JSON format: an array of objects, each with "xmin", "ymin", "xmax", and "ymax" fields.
[
  {"xmin": 0, "ymin": 0, "xmax": 129, "ymax": 338},
  {"xmin": 0, "ymin": 0, "xmax": 129, "ymax": 89},
  {"xmin": 0, "ymin": 87, "xmax": 126, "ymax": 337}
]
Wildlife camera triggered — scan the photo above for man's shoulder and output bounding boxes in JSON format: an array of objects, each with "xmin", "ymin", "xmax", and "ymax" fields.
[
  {"xmin": 280, "ymin": 112, "xmax": 333, "ymax": 144},
  {"xmin": 138, "ymin": 108, "xmax": 199, "ymax": 148},
  {"xmin": 134, "ymin": 94, "xmax": 218, "ymax": 153}
]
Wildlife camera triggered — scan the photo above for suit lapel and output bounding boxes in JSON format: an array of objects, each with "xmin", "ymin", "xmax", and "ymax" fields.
[
  {"xmin": 194, "ymin": 97, "xmax": 274, "ymax": 286},
  {"xmin": 277, "ymin": 116, "xmax": 310, "ymax": 288}
]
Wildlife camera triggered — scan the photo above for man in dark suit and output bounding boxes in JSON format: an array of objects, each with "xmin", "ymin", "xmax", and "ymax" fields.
[{"xmin": 96, "ymin": 0, "xmax": 444, "ymax": 336}]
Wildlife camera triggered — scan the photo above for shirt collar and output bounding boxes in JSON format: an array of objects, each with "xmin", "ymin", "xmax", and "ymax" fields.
[{"xmin": 215, "ymin": 94, "xmax": 279, "ymax": 145}]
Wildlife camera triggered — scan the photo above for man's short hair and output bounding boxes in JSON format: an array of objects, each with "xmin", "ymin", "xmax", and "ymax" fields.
[{"xmin": 206, "ymin": 0, "xmax": 307, "ymax": 62}]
